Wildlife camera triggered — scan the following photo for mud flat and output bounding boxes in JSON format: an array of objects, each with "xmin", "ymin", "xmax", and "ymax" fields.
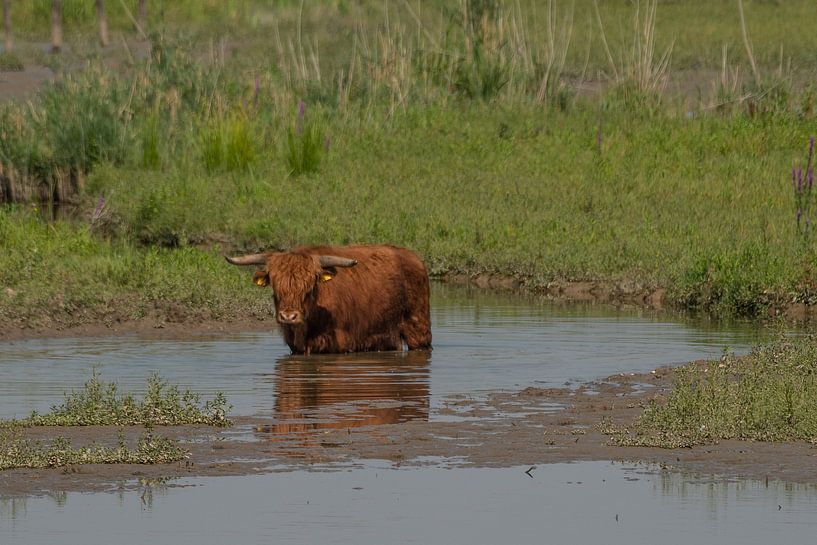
[{"xmin": 3, "ymin": 366, "xmax": 816, "ymax": 497}]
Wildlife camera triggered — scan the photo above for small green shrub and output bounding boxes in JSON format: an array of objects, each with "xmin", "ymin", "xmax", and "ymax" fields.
[
  {"xmin": 200, "ymin": 114, "xmax": 259, "ymax": 173},
  {"xmin": 285, "ymin": 101, "xmax": 324, "ymax": 176},
  {"xmin": 676, "ymin": 243, "xmax": 783, "ymax": 315},
  {"xmin": 141, "ymin": 112, "xmax": 163, "ymax": 170},
  {"xmin": 1, "ymin": 371, "xmax": 232, "ymax": 428},
  {"xmin": 0, "ymin": 53, "xmax": 24, "ymax": 72},
  {"xmin": 0, "ymin": 430, "xmax": 188, "ymax": 470},
  {"xmin": 607, "ymin": 336, "xmax": 817, "ymax": 447}
]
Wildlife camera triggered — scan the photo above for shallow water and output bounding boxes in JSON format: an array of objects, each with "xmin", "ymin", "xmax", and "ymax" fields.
[
  {"xmin": 2, "ymin": 461, "xmax": 816, "ymax": 545},
  {"xmin": 0, "ymin": 284, "xmax": 764, "ymax": 421},
  {"xmin": 1, "ymin": 284, "xmax": 808, "ymax": 543}
]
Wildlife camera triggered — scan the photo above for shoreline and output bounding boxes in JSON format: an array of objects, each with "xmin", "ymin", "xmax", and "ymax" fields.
[{"xmin": 3, "ymin": 274, "xmax": 813, "ymax": 343}]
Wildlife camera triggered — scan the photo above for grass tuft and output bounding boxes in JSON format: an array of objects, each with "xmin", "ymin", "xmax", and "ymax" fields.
[
  {"xmin": 0, "ymin": 52, "xmax": 24, "ymax": 72},
  {"xmin": 285, "ymin": 101, "xmax": 324, "ymax": 176},
  {"xmin": 1, "ymin": 371, "xmax": 232, "ymax": 428},
  {"xmin": 605, "ymin": 336, "xmax": 817, "ymax": 448},
  {"xmin": 0, "ymin": 430, "xmax": 188, "ymax": 470}
]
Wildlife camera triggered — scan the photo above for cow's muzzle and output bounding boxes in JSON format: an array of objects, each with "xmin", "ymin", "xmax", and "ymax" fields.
[{"xmin": 277, "ymin": 310, "xmax": 303, "ymax": 325}]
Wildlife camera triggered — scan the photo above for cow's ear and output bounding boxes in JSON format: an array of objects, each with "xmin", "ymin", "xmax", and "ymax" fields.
[
  {"xmin": 253, "ymin": 270, "xmax": 270, "ymax": 287},
  {"xmin": 320, "ymin": 270, "xmax": 335, "ymax": 283}
]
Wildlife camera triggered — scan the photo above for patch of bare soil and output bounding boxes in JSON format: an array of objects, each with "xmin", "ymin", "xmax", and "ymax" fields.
[
  {"xmin": 4, "ymin": 366, "xmax": 817, "ymax": 497},
  {"xmin": 0, "ymin": 316, "xmax": 274, "ymax": 343},
  {"xmin": 444, "ymin": 272, "xmax": 669, "ymax": 309},
  {"xmin": 0, "ymin": 66, "xmax": 54, "ymax": 101}
]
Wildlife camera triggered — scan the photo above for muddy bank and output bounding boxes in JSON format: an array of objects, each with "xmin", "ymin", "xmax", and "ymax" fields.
[
  {"xmin": 3, "ymin": 366, "xmax": 817, "ymax": 497},
  {"xmin": 2, "ymin": 270, "xmax": 813, "ymax": 344},
  {"xmin": 0, "ymin": 316, "xmax": 273, "ymax": 343},
  {"xmin": 0, "ymin": 274, "xmax": 667, "ymax": 343},
  {"xmin": 443, "ymin": 272, "xmax": 817, "ymax": 322},
  {"xmin": 443, "ymin": 272, "xmax": 667, "ymax": 309}
]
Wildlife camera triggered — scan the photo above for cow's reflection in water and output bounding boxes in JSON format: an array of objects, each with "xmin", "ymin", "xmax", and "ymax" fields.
[{"xmin": 257, "ymin": 350, "xmax": 430, "ymax": 448}]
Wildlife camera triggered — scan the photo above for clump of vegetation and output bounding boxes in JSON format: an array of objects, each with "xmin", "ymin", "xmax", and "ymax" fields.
[
  {"xmin": 0, "ymin": 430, "xmax": 188, "ymax": 470},
  {"xmin": 1, "ymin": 372, "xmax": 232, "ymax": 428},
  {"xmin": 792, "ymin": 136, "xmax": 815, "ymax": 242},
  {"xmin": 285, "ymin": 101, "xmax": 325, "ymax": 177},
  {"xmin": 605, "ymin": 336, "xmax": 817, "ymax": 448},
  {"xmin": 200, "ymin": 112, "xmax": 259, "ymax": 173},
  {"xmin": 0, "ymin": 52, "xmax": 23, "ymax": 72}
]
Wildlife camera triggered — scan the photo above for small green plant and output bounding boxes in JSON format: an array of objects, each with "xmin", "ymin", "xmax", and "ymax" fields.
[
  {"xmin": 141, "ymin": 112, "xmax": 162, "ymax": 170},
  {"xmin": 200, "ymin": 120, "xmax": 226, "ymax": 172},
  {"xmin": 1, "ymin": 371, "xmax": 232, "ymax": 428},
  {"xmin": 285, "ymin": 101, "xmax": 324, "ymax": 176},
  {"xmin": 0, "ymin": 430, "xmax": 188, "ymax": 470},
  {"xmin": 605, "ymin": 335, "xmax": 817, "ymax": 448},
  {"xmin": 200, "ymin": 113, "xmax": 258, "ymax": 173},
  {"xmin": 0, "ymin": 53, "xmax": 24, "ymax": 72},
  {"xmin": 451, "ymin": 0, "xmax": 509, "ymax": 101},
  {"xmin": 792, "ymin": 136, "xmax": 815, "ymax": 242}
]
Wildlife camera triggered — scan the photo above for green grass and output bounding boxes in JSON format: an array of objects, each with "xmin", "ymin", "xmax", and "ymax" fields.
[
  {"xmin": 0, "ymin": 374, "xmax": 232, "ymax": 470},
  {"xmin": 0, "ymin": 52, "xmax": 24, "ymax": 72},
  {"xmin": 77, "ymin": 103, "xmax": 814, "ymax": 315},
  {"xmin": 0, "ymin": 209, "xmax": 270, "ymax": 329},
  {"xmin": 2, "ymin": 98, "xmax": 817, "ymax": 319},
  {"xmin": 1, "ymin": 372, "xmax": 232, "ymax": 428},
  {"xmin": 605, "ymin": 336, "xmax": 817, "ymax": 448},
  {"xmin": 0, "ymin": 430, "xmax": 188, "ymax": 470},
  {"xmin": 2, "ymin": 0, "xmax": 817, "ymax": 322}
]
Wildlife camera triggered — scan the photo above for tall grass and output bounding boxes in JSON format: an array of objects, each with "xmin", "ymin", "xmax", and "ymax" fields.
[
  {"xmin": 200, "ymin": 113, "xmax": 259, "ymax": 173},
  {"xmin": 3, "ymin": 1, "xmax": 814, "ymax": 206},
  {"xmin": 285, "ymin": 101, "xmax": 324, "ymax": 176}
]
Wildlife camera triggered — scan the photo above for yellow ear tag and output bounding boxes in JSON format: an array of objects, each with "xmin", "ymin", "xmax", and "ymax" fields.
[
  {"xmin": 321, "ymin": 272, "xmax": 334, "ymax": 282},
  {"xmin": 253, "ymin": 271, "xmax": 270, "ymax": 286}
]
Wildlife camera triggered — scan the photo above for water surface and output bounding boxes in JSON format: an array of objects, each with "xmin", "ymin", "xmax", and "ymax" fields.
[
  {"xmin": 0, "ymin": 284, "xmax": 765, "ymax": 421},
  {"xmin": 0, "ymin": 285, "xmax": 804, "ymax": 543},
  {"xmin": 2, "ymin": 462, "xmax": 815, "ymax": 545}
]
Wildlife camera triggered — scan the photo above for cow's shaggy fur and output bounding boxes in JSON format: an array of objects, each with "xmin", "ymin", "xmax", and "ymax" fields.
[{"xmin": 244, "ymin": 245, "xmax": 432, "ymax": 354}]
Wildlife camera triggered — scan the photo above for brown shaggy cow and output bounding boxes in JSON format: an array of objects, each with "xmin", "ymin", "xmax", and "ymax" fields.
[{"xmin": 226, "ymin": 245, "xmax": 432, "ymax": 354}]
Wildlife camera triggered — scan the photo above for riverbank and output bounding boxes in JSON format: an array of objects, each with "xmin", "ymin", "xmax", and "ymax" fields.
[{"xmin": 4, "ymin": 268, "xmax": 816, "ymax": 344}]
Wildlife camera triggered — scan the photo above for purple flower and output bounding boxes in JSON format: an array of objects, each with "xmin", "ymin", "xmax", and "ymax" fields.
[
  {"xmin": 91, "ymin": 197, "xmax": 106, "ymax": 223},
  {"xmin": 93, "ymin": 197, "xmax": 105, "ymax": 219},
  {"xmin": 809, "ymin": 168, "xmax": 814, "ymax": 190}
]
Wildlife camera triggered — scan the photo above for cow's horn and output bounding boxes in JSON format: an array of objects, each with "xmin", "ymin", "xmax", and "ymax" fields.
[
  {"xmin": 225, "ymin": 253, "xmax": 269, "ymax": 266},
  {"xmin": 319, "ymin": 255, "xmax": 358, "ymax": 268}
]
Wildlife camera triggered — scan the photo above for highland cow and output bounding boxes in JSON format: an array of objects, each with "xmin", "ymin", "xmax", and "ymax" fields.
[{"xmin": 226, "ymin": 245, "xmax": 432, "ymax": 354}]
